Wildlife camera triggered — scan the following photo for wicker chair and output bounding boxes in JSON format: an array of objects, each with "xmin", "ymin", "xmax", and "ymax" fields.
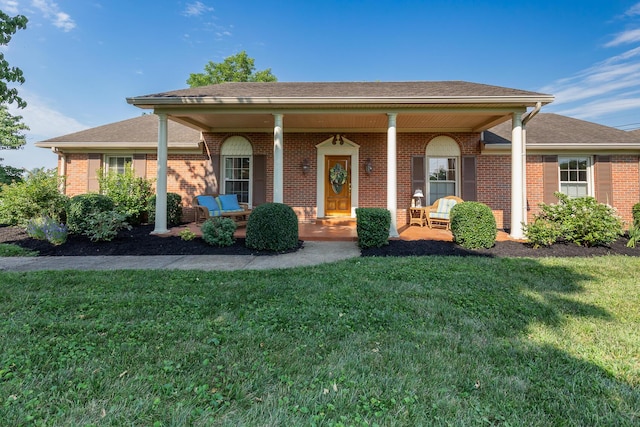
[
  {"xmin": 192, "ymin": 194, "xmax": 251, "ymax": 226},
  {"xmin": 426, "ymin": 196, "xmax": 464, "ymax": 229}
]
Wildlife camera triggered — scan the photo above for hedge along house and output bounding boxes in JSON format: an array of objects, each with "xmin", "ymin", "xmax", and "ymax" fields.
[{"xmin": 37, "ymin": 81, "xmax": 639, "ymax": 238}]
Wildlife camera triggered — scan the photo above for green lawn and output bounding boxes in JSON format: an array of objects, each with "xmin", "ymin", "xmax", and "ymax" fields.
[{"xmin": 0, "ymin": 256, "xmax": 638, "ymax": 426}]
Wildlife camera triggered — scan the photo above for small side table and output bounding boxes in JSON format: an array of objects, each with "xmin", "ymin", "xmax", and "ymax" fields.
[{"xmin": 409, "ymin": 207, "xmax": 427, "ymax": 227}]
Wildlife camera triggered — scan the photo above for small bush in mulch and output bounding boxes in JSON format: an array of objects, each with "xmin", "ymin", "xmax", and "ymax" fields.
[
  {"xmin": 246, "ymin": 203, "xmax": 299, "ymax": 252},
  {"xmin": 201, "ymin": 217, "xmax": 237, "ymax": 247},
  {"xmin": 450, "ymin": 202, "xmax": 496, "ymax": 249}
]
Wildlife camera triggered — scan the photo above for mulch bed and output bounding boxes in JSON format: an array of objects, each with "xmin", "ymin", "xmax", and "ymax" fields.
[
  {"xmin": 0, "ymin": 224, "xmax": 298, "ymax": 256},
  {"xmin": 361, "ymin": 237, "xmax": 640, "ymax": 258},
  {"xmin": 1, "ymin": 224, "xmax": 639, "ymax": 258}
]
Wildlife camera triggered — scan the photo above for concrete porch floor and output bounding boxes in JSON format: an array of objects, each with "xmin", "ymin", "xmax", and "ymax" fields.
[{"xmin": 168, "ymin": 221, "xmax": 513, "ymax": 242}]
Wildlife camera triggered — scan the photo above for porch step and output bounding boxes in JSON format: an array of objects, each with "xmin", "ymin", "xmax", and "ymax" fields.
[{"xmin": 314, "ymin": 217, "xmax": 356, "ymax": 227}]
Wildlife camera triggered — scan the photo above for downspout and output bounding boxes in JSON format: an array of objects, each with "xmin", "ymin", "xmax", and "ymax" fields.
[
  {"xmin": 519, "ymin": 102, "xmax": 542, "ymax": 226},
  {"xmin": 52, "ymin": 147, "xmax": 66, "ymax": 194}
]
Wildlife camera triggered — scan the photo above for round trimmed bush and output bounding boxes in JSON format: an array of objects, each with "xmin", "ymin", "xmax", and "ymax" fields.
[
  {"xmin": 450, "ymin": 201, "xmax": 497, "ymax": 249},
  {"xmin": 66, "ymin": 193, "xmax": 115, "ymax": 235},
  {"xmin": 201, "ymin": 217, "xmax": 237, "ymax": 247},
  {"xmin": 246, "ymin": 203, "xmax": 299, "ymax": 251}
]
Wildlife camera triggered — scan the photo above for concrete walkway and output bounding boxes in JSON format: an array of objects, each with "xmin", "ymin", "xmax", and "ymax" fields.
[{"xmin": 0, "ymin": 241, "xmax": 361, "ymax": 272}]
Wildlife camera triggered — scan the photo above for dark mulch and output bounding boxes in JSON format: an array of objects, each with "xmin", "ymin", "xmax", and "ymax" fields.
[
  {"xmin": 1, "ymin": 224, "xmax": 639, "ymax": 258},
  {"xmin": 362, "ymin": 236, "xmax": 640, "ymax": 258},
  {"xmin": 0, "ymin": 224, "xmax": 300, "ymax": 256}
]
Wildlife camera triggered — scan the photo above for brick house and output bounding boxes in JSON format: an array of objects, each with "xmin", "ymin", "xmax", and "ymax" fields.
[{"xmin": 36, "ymin": 81, "xmax": 640, "ymax": 237}]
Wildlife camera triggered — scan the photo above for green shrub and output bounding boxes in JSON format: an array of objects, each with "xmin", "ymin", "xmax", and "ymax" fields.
[
  {"xmin": 98, "ymin": 165, "xmax": 154, "ymax": 225},
  {"xmin": 148, "ymin": 193, "xmax": 183, "ymax": 226},
  {"xmin": 449, "ymin": 202, "xmax": 497, "ymax": 249},
  {"xmin": 26, "ymin": 216, "xmax": 68, "ymax": 245},
  {"xmin": 201, "ymin": 217, "xmax": 237, "ymax": 247},
  {"xmin": 527, "ymin": 192, "xmax": 623, "ymax": 247},
  {"xmin": 523, "ymin": 218, "xmax": 562, "ymax": 248},
  {"xmin": 246, "ymin": 203, "xmax": 299, "ymax": 251},
  {"xmin": 356, "ymin": 207, "xmax": 390, "ymax": 249},
  {"xmin": 633, "ymin": 202, "xmax": 640, "ymax": 227},
  {"xmin": 179, "ymin": 229, "xmax": 196, "ymax": 241},
  {"xmin": 627, "ymin": 223, "xmax": 640, "ymax": 248},
  {"xmin": 0, "ymin": 168, "xmax": 67, "ymax": 226},
  {"xmin": 82, "ymin": 210, "xmax": 131, "ymax": 242},
  {"xmin": 66, "ymin": 193, "xmax": 115, "ymax": 235}
]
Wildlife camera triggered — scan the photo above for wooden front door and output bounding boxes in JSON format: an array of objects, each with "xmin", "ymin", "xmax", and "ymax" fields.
[{"xmin": 325, "ymin": 156, "xmax": 351, "ymax": 216}]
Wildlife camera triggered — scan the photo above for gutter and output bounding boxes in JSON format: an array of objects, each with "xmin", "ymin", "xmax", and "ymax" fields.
[
  {"xmin": 126, "ymin": 95, "xmax": 556, "ymax": 107},
  {"xmin": 483, "ymin": 142, "xmax": 640, "ymax": 151},
  {"xmin": 522, "ymin": 102, "xmax": 541, "ymax": 126},
  {"xmin": 52, "ymin": 148, "xmax": 66, "ymax": 194}
]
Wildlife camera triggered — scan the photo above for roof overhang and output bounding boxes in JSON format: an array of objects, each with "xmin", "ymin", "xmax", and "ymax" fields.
[
  {"xmin": 35, "ymin": 140, "xmax": 203, "ymax": 154},
  {"xmin": 127, "ymin": 84, "xmax": 554, "ymax": 134},
  {"xmin": 482, "ymin": 142, "xmax": 640, "ymax": 154}
]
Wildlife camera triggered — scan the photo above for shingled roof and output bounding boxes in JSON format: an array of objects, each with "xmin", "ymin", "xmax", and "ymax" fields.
[
  {"xmin": 128, "ymin": 81, "xmax": 552, "ymax": 104},
  {"xmin": 484, "ymin": 113, "xmax": 640, "ymax": 146},
  {"xmin": 36, "ymin": 115, "xmax": 202, "ymax": 150}
]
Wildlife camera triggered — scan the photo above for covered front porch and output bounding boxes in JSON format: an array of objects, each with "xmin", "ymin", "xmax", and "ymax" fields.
[
  {"xmin": 170, "ymin": 221, "xmax": 514, "ymax": 242},
  {"xmin": 126, "ymin": 82, "xmax": 553, "ymax": 241}
]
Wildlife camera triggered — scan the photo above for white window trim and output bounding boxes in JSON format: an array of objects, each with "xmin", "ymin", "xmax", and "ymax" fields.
[
  {"xmin": 426, "ymin": 155, "xmax": 460, "ymax": 204},
  {"xmin": 221, "ymin": 155, "xmax": 253, "ymax": 207},
  {"xmin": 104, "ymin": 154, "xmax": 133, "ymax": 175},
  {"xmin": 558, "ymin": 155, "xmax": 594, "ymax": 197}
]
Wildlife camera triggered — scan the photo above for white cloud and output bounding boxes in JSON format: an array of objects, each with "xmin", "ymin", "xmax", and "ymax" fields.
[
  {"xmin": 556, "ymin": 96, "xmax": 640, "ymax": 120},
  {"xmin": 183, "ymin": 1, "xmax": 214, "ymax": 17},
  {"xmin": 605, "ymin": 28, "xmax": 640, "ymax": 47},
  {"xmin": 31, "ymin": 0, "xmax": 76, "ymax": 32},
  {"xmin": 0, "ymin": 0, "xmax": 20, "ymax": 14},
  {"xmin": 8, "ymin": 90, "xmax": 87, "ymax": 141},
  {"xmin": 625, "ymin": 2, "xmax": 640, "ymax": 17},
  {"xmin": 540, "ymin": 6, "xmax": 640, "ymax": 126},
  {"xmin": 2, "ymin": 90, "xmax": 88, "ymax": 170}
]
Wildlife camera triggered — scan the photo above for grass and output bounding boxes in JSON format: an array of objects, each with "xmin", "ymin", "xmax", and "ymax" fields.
[
  {"xmin": 0, "ymin": 256, "xmax": 638, "ymax": 426},
  {"xmin": 0, "ymin": 243, "xmax": 37, "ymax": 257}
]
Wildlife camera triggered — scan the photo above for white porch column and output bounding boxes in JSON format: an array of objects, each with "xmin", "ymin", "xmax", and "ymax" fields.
[
  {"xmin": 273, "ymin": 113, "xmax": 284, "ymax": 203},
  {"xmin": 387, "ymin": 113, "xmax": 399, "ymax": 237},
  {"xmin": 510, "ymin": 112, "xmax": 524, "ymax": 239},
  {"xmin": 152, "ymin": 113, "xmax": 168, "ymax": 234}
]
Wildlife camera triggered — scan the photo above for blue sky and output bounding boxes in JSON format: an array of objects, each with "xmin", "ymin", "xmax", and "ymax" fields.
[{"xmin": 3, "ymin": 0, "xmax": 640, "ymax": 170}]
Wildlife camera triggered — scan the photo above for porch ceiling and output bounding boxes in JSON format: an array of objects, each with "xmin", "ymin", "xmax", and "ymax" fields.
[{"xmin": 166, "ymin": 109, "xmax": 518, "ymax": 133}]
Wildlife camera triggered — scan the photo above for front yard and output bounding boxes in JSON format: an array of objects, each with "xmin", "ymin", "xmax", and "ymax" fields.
[{"xmin": 0, "ymin": 255, "xmax": 638, "ymax": 425}]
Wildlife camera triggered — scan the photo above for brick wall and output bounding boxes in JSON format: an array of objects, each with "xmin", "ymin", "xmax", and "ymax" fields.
[
  {"xmin": 62, "ymin": 153, "xmax": 90, "ymax": 196},
  {"xmin": 58, "ymin": 135, "xmax": 640, "ymax": 229},
  {"xmin": 612, "ymin": 155, "xmax": 639, "ymax": 225}
]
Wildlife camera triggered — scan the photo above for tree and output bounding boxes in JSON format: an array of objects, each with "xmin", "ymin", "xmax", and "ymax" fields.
[
  {"xmin": 187, "ymin": 51, "xmax": 277, "ymax": 87},
  {"xmin": 0, "ymin": 104, "xmax": 28, "ymax": 149},
  {"xmin": 0, "ymin": 105, "xmax": 28, "ymax": 184},
  {"xmin": 0, "ymin": 11, "xmax": 28, "ymax": 181},
  {"xmin": 0, "ymin": 11, "xmax": 28, "ymax": 108}
]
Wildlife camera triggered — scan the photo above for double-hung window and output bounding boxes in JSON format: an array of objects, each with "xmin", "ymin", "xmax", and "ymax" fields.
[
  {"xmin": 105, "ymin": 156, "xmax": 132, "ymax": 175},
  {"xmin": 223, "ymin": 157, "xmax": 250, "ymax": 204},
  {"xmin": 428, "ymin": 157, "xmax": 457, "ymax": 205},
  {"xmin": 559, "ymin": 156, "xmax": 590, "ymax": 198}
]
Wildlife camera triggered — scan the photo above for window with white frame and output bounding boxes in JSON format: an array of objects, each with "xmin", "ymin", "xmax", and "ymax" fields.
[
  {"xmin": 425, "ymin": 136, "xmax": 460, "ymax": 205},
  {"xmin": 428, "ymin": 157, "xmax": 457, "ymax": 204},
  {"xmin": 223, "ymin": 157, "xmax": 250, "ymax": 203},
  {"xmin": 105, "ymin": 155, "xmax": 132, "ymax": 174},
  {"xmin": 221, "ymin": 136, "xmax": 253, "ymax": 205},
  {"xmin": 559, "ymin": 156, "xmax": 590, "ymax": 198}
]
